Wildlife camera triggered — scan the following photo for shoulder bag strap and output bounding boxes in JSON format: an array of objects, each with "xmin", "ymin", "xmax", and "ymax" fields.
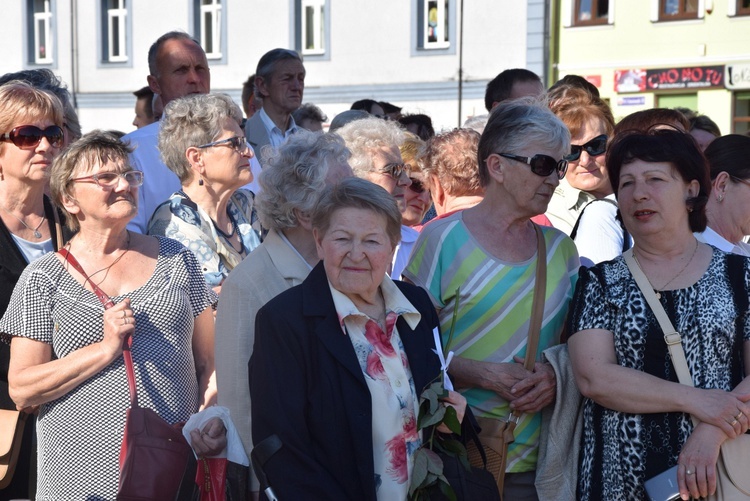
[
  {"xmin": 58, "ymin": 248, "xmax": 138, "ymax": 407},
  {"xmin": 506, "ymin": 225, "xmax": 547, "ymax": 426},
  {"xmin": 622, "ymin": 249, "xmax": 694, "ymax": 388},
  {"xmin": 525, "ymin": 223, "xmax": 547, "ymax": 372}
]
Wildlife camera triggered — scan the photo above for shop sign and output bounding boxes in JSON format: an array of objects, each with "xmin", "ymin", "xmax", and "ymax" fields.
[
  {"xmin": 645, "ymin": 65, "xmax": 724, "ymax": 90},
  {"xmin": 618, "ymin": 96, "xmax": 646, "ymax": 106},
  {"xmin": 726, "ymin": 62, "xmax": 750, "ymax": 90}
]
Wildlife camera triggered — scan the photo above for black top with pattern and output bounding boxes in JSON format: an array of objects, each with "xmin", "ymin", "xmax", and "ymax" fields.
[
  {"xmin": 567, "ymin": 248, "xmax": 750, "ymax": 500},
  {"xmin": 0, "ymin": 237, "xmax": 215, "ymax": 501}
]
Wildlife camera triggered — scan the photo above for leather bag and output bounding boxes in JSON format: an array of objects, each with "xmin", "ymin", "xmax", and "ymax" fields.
[
  {"xmin": 624, "ymin": 249, "xmax": 750, "ymax": 500},
  {"xmin": 0, "ymin": 409, "xmax": 27, "ymax": 489},
  {"xmin": 58, "ymin": 248, "xmax": 193, "ymax": 500},
  {"xmin": 464, "ymin": 224, "xmax": 547, "ymax": 499}
]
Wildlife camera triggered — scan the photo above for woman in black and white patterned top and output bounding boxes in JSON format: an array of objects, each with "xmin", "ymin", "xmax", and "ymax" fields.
[
  {"xmin": 0, "ymin": 131, "xmax": 224, "ymax": 500},
  {"xmin": 567, "ymin": 129, "xmax": 750, "ymax": 501}
]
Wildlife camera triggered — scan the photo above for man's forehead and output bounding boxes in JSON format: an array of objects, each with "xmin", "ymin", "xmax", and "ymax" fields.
[{"xmin": 158, "ymin": 38, "xmax": 207, "ymax": 66}]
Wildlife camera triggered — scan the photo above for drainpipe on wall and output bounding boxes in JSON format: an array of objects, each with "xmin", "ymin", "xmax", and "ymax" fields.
[
  {"xmin": 457, "ymin": 0, "xmax": 465, "ymax": 127},
  {"xmin": 70, "ymin": 0, "xmax": 79, "ymax": 110}
]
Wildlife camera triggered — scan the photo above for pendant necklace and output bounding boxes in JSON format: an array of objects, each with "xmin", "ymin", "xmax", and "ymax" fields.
[
  {"xmin": 632, "ymin": 241, "xmax": 699, "ymax": 299},
  {"xmin": 0, "ymin": 203, "xmax": 46, "ymax": 238}
]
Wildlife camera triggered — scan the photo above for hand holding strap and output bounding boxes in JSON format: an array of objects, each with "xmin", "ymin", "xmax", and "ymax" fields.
[{"xmin": 58, "ymin": 248, "xmax": 138, "ymax": 407}]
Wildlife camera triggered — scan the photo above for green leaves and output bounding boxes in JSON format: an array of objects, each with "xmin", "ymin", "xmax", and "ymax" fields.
[{"xmin": 408, "ymin": 377, "xmax": 466, "ymax": 500}]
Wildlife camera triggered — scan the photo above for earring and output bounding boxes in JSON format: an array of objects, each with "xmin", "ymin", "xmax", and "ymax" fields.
[
  {"xmin": 718, "ymin": 194, "xmax": 724, "ymax": 202},
  {"xmin": 198, "ymin": 177, "xmax": 204, "ymax": 186}
]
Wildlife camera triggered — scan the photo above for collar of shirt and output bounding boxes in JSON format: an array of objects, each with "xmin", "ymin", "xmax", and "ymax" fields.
[
  {"xmin": 695, "ymin": 226, "xmax": 750, "ymax": 256},
  {"xmin": 328, "ymin": 274, "xmax": 422, "ymax": 334},
  {"xmin": 259, "ymin": 107, "xmax": 299, "ymax": 148},
  {"xmin": 554, "ymin": 178, "xmax": 597, "ymax": 211}
]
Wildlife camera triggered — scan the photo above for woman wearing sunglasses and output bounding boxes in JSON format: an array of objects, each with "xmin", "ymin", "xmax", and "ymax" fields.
[
  {"xmin": 1, "ymin": 130, "xmax": 225, "ymax": 499},
  {"xmin": 0, "ymin": 81, "xmax": 69, "ymax": 499},
  {"xmin": 399, "ymin": 132, "xmax": 433, "ymax": 229},
  {"xmin": 405, "ymin": 99, "xmax": 579, "ymax": 499},
  {"xmin": 148, "ymin": 93, "xmax": 261, "ymax": 293},
  {"xmin": 546, "ymin": 86, "xmax": 627, "ymax": 267}
]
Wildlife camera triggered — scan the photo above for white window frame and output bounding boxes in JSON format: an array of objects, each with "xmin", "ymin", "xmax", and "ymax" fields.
[
  {"xmin": 200, "ymin": 0, "xmax": 223, "ymax": 59},
  {"xmin": 32, "ymin": 0, "xmax": 53, "ymax": 65},
  {"xmin": 422, "ymin": 0, "xmax": 450, "ymax": 49},
  {"xmin": 106, "ymin": 0, "xmax": 128, "ymax": 62},
  {"xmin": 300, "ymin": 0, "xmax": 325, "ymax": 55}
]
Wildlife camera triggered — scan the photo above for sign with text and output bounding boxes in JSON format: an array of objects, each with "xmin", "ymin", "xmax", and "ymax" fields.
[
  {"xmin": 726, "ymin": 62, "xmax": 750, "ymax": 90},
  {"xmin": 645, "ymin": 65, "xmax": 724, "ymax": 90}
]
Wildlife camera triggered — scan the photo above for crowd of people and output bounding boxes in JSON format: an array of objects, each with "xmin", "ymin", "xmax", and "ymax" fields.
[{"xmin": 1, "ymin": 28, "xmax": 749, "ymax": 501}]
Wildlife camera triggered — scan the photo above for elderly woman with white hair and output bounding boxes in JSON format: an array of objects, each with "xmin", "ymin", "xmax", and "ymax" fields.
[
  {"xmin": 336, "ymin": 116, "xmax": 416, "ymax": 278},
  {"xmin": 405, "ymin": 99, "xmax": 579, "ymax": 499},
  {"xmin": 148, "ymin": 93, "xmax": 261, "ymax": 291},
  {"xmin": 214, "ymin": 129, "xmax": 352, "ymax": 494}
]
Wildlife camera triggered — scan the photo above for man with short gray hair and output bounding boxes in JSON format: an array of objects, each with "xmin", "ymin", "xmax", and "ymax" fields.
[{"xmin": 244, "ymin": 49, "xmax": 305, "ymax": 156}]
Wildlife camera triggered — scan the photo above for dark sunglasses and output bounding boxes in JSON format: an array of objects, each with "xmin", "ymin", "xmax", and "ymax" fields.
[
  {"xmin": 499, "ymin": 153, "xmax": 568, "ymax": 179},
  {"xmin": 564, "ymin": 134, "xmax": 608, "ymax": 162},
  {"xmin": 379, "ymin": 162, "xmax": 410, "ymax": 179},
  {"xmin": 0, "ymin": 125, "xmax": 64, "ymax": 149},
  {"xmin": 408, "ymin": 177, "xmax": 428, "ymax": 194}
]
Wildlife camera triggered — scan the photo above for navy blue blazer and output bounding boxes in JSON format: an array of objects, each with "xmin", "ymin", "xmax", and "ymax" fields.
[{"xmin": 249, "ymin": 261, "xmax": 441, "ymax": 500}]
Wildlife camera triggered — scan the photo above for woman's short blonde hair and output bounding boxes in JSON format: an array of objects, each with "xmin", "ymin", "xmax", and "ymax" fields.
[
  {"xmin": 0, "ymin": 81, "xmax": 64, "ymax": 155},
  {"xmin": 335, "ymin": 116, "xmax": 406, "ymax": 177},
  {"xmin": 158, "ymin": 93, "xmax": 243, "ymax": 183},
  {"xmin": 50, "ymin": 130, "xmax": 133, "ymax": 232}
]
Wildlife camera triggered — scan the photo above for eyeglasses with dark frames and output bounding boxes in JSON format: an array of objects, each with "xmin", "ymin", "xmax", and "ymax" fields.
[
  {"xmin": 70, "ymin": 170, "xmax": 144, "ymax": 188},
  {"xmin": 564, "ymin": 134, "xmax": 608, "ymax": 162},
  {"xmin": 379, "ymin": 162, "xmax": 411, "ymax": 179},
  {"xmin": 197, "ymin": 136, "xmax": 250, "ymax": 155},
  {"xmin": 0, "ymin": 125, "xmax": 64, "ymax": 149},
  {"xmin": 498, "ymin": 153, "xmax": 568, "ymax": 179}
]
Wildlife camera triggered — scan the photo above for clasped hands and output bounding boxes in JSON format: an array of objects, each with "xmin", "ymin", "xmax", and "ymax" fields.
[{"xmin": 494, "ymin": 356, "xmax": 556, "ymax": 414}]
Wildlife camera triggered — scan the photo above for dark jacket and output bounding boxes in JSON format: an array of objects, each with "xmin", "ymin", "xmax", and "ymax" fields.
[{"xmin": 249, "ymin": 261, "xmax": 441, "ymax": 501}]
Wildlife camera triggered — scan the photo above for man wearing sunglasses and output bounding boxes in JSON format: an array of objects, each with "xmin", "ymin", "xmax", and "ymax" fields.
[{"xmin": 123, "ymin": 31, "xmax": 262, "ymax": 234}]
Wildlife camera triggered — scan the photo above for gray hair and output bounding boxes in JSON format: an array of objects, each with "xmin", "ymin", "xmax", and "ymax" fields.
[
  {"xmin": 292, "ymin": 102, "xmax": 328, "ymax": 125},
  {"xmin": 256, "ymin": 130, "xmax": 351, "ymax": 230},
  {"xmin": 50, "ymin": 130, "xmax": 133, "ymax": 232},
  {"xmin": 335, "ymin": 116, "xmax": 406, "ymax": 177},
  {"xmin": 255, "ymin": 48, "xmax": 303, "ymax": 96},
  {"xmin": 158, "ymin": 93, "xmax": 243, "ymax": 183},
  {"xmin": 312, "ymin": 177, "xmax": 402, "ymax": 247},
  {"xmin": 477, "ymin": 98, "xmax": 570, "ymax": 187}
]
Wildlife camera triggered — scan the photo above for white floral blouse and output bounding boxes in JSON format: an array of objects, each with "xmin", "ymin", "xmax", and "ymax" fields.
[{"xmin": 328, "ymin": 276, "xmax": 422, "ymax": 500}]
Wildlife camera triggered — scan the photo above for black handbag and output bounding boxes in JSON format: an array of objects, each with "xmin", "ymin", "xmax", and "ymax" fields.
[{"xmin": 429, "ymin": 409, "xmax": 501, "ymax": 501}]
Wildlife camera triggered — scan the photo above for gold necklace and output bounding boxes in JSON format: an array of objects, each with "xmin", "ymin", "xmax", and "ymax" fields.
[
  {"xmin": 0, "ymin": 203, "xmax": 46, "ymax": 238},
  {"xmin": 632, "ymin": 240, "xmax": 699, "ymax": 299}
]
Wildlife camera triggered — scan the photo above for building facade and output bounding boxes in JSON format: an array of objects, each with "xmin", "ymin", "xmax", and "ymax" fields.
[
  {"xmin": 2, "ymin": 0, "xmax": 550, "ymax": 134},
  {"xmin": 554, "ymin": 0, "xmax": 750, "ymax": 135}
]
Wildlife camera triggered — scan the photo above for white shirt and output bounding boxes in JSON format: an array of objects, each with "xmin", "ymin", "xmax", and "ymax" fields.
[
  {"xmin": 392, "ymin": 225, "xmax": 419, "ymax": 280},
  {"xmin": 10, "ymin": 235, "xmax": 54, "ymax": 264},
  {"xmin": 573, "ymin": 194, "xmax": 633, "ymax": 267},
  {"xmin": 123, "ymin": 121, "xmax": 263, "ymax": 234},
  {"xmin": 695, "ymin": 226, "xmax": 750, "ymax": 257},
  {"xmin": 258, "ymin": 108, "xmax": 299, "ymax": 148}
]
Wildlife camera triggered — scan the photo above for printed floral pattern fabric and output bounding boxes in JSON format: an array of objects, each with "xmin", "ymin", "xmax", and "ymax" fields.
[
  {"xmin": 148, "ymin": 189, "xmax": 261, "ymax": 286},
  {"xmin": 328, "ymin": 276, "xmax": 423, "ymax": 500}
]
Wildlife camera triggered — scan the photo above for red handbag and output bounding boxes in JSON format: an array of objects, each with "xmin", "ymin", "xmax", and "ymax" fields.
[{"xmin": 58, "ymin": 249, "xmax": 193, "ymax": 500}]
